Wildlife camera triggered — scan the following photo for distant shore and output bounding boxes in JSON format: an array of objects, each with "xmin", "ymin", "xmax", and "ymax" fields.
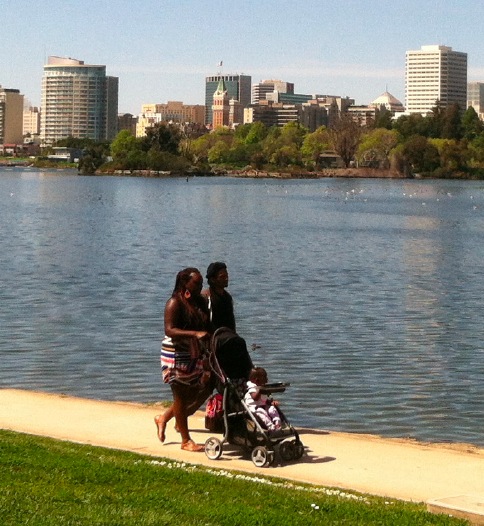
[
  {"xmin": 98, "ymin": 167, "xmax": 408, "ymax": 179},
  {"xmin": 6, "ymin": 161, "xmax": 480, "ymax": 179},
  {"xmin": 0, "ymin": 159, "xmax": 32, "ymax": 167},
  {"xmin": 227, "ymin": 167, "xmax": 408, "ymax": 179}
]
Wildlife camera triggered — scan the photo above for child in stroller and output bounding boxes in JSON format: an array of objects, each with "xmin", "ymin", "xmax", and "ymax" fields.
[
  {"xmin": 204, "ymin": 327, "xmax": 304, "ymax": 467},
  {"xmin": 244, "ymin": 367, "xmax": 282, "ymax": 431}
]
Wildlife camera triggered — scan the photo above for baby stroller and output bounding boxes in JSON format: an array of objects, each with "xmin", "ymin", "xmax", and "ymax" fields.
[{"xmin": 204, "ymin": 327, "xmax": 304, "ymax": 467}]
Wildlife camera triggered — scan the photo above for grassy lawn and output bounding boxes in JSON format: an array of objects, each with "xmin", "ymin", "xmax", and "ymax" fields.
[{"xmin": 0, "ymin": 430, "xmax": 467, "ymax": 525}]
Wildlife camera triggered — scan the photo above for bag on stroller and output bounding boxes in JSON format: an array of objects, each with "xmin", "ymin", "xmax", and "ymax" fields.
[{"xmin": 205, "ymin": 393, "xmax": 224, "ymax": 433}]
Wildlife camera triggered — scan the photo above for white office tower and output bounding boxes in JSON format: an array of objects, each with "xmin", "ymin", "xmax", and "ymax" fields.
[
  {"xmin": 41, "ymin": 56, "xmax": 118, "ymax": 144},
  {"xmin": 405, "ymin": 45, "xmax": 467, "ymax": 115}
]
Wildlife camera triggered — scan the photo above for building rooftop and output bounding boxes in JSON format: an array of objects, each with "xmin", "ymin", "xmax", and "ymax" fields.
[{"xmin": 371, "ymin": 91, "xmax": 404, "ymax": 112}]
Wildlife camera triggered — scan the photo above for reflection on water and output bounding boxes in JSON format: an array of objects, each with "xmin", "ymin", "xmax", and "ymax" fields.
[{"xmin": 1, "ymin": 169, "xmax": 483, "ymax": 445}]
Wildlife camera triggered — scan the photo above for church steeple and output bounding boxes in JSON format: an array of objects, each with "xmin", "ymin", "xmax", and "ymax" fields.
[
  {"xmin": 212, "ymin": 76, "xmax": 230, "ymax": 128},
  {"xmin": 215, "ymin": 77, "xmax": 226, "ymax": 95}
]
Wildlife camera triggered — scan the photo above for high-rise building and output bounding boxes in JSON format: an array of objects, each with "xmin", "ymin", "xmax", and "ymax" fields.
[
  {"xmin": 467, "ymin": 82, "xmax": 484, "ymax": 120},
  {"xmin": 118, "ymin": 113, "xmax": 138, "ymax": 135},
  {"xmin": 252, "ymin": 80, "xmax": 294, "ymax": 104},
  {"xmin": 244, "ymin": 100, "xmax": 301, "ymax": 128},
  {"xmin": 205, "ymin": 74, "xmax": 251, "ymax": 125},
  {"xmin": 23, "ymin": 106, "xmax": 41, "ymax": 136},
  {"xmin": 41, "ymin": 56, "xmax": 119, "ymax": 144},
  {"xmin": 211, "ymin": 78, "xmax": 230, "ymax": 128},
  {"xmin": 405, "ymin": 45, "xmax": 467, "ymax": 115},
  {"xmin": 0, "ymin": 86, "xmax": 24, "ymax": 145}
]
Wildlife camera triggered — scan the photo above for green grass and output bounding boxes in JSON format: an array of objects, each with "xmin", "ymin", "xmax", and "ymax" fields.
[{"xmin": 0, "ymin": 430, "xmax": 467, "ymax": 525}]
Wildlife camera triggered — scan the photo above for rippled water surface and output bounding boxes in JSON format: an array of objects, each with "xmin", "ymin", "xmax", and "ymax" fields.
[{"xmin": 1, "ymin": 168, "xmax": 483, "ymax": 445}]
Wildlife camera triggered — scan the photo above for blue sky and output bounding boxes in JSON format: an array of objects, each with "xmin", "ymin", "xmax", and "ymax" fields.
[{"xmin": 3, "ymin": 0, "xmax": 484, "ymax": 114}]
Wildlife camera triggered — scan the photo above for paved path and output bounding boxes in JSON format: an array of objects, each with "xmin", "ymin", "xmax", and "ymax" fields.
[{"xmin": 1, "ymin": 389, "xmax": 483, "ymax": 523}]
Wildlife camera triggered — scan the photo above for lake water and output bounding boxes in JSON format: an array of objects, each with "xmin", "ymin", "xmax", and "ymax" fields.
[{"xmin": 1, "ymin": 167, "xmax": 483, "ymax": 446}]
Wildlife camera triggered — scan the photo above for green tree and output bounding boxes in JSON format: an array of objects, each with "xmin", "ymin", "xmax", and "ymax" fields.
[
  {"xmin": 440, "ymin": 103, "xmax": 463, "ymax": 140},
  {"xmin": 207, "ymin": 140, "xmax": 231, "ymax": 164},
  {"xmin": 78, "ymin": 144, "xmax": 107, "ymax": 174},
  {"xmin": 422, "ymin": 103, "xmax": 463, "ymax": 139},
  {"xmin": 142, "ymin": 123, "xmax": 181, "ymax": 154},
  {"xmin": 372, "ymin": 107, "xmax": 394, "ymax": 129},
  {"xmin": 191, "ymin": 133, "xmax": 218, "ymax": 164},
  {"xmin": 178, "ymin": 123, "xmax": 208, "ymax": 161},
  {"xmin": 357, "ymin": 128, "xmax": 399, "ymax": 169},
  {"xmin": 461, "ymin": 106, "xmax": 484, "ymax": 141},
  {"xmin": 279, "ymin": 121, "xmax": 307, "ymax": 148},
  {"xmin": 301, "ymin": 126, "xmax": 330, "ymax": 169},
  {"xmin": 402, "ymin": 135, "xmax": 440, "ymax": 174},
  {"xmin": 226, "ymin": 141, "xmax": 252, "ymax": 166},
  {"xmin": 468, "ymin": 132, "xmax": 484, "ymax": 167},
  {"xmin": 393, "ymin": 113, "xmax": 430, "ymax": 139},
  {"xmin": 328, "ymin": 113, "xmax": 362, "ymax": 167},
  {"xmin": 244, "ymin": 122, "xmax": 268, "ymax": 145},
  {"xmin": 270, "ymin": 143, "xmax": 301, "ymax": 167},
  {"xmin": 111, "ymin": 130, "xmax": 137, "ymax": 157},
  {"xmin": 147, "ymin": 149, "xmax": 190, "ymax": 172},
  {"xmin": 111, "ymin": 130, "xmax": 146, "ymax": 167},
  {"xmin": 430, "ymin": 138, "xmax": 468, "ymax": 173},
  {"xmin": 261, "ymin": 122, "xmax": 307, "ymax": 168}
]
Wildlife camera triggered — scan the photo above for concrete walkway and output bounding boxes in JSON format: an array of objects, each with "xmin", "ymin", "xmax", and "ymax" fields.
[{"xmin": 1, "ymin": 389, "xmax": 483, "ymax": 524}]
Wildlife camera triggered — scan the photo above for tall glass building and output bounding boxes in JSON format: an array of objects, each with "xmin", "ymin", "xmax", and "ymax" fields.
[
  {"xmin": 205, "ymin": 74, "xmax": 251, "ymax": 125},
  {"xmin": 405, "ymin": 45, "xmax": 467, "ymax": 115},
  {"xmin": 41, "ymin": 56, "xmax": 118, "ymax": 144},
  {"xmin": 467, "ymin": 81, "xmax": 484, "ymax": 120}
]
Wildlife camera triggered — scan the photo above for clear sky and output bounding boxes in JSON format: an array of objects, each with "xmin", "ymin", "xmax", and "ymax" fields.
[{"xmin": 3, "ymin": 0, "xmax": 484, "ymax": 115}]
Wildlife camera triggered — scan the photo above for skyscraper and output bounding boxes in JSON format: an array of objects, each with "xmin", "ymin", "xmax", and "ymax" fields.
[
  {"xmin": 41, "ymin": 56, "xmax": 119, "ymax": 144},
  {"xmin": 205, "ymin": 74, "xmax": 251, "ymax": 125},
  {"xmin": 405, "ymin": 45, "xmax": 467, "ymax": 115},
  {"xmin": 467, "ymin": 82, "xmax": 484, "ymax": 120},
  {"xmin": 0, "ymin": 86, "xmax": 24, "ymax": 145},
  {"xmin": 252, "ymin": 80, "xmax": 294, "ymax": 104}
]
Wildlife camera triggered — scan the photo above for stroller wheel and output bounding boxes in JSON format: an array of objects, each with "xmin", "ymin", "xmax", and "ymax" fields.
[
  {"xmin": 204, "ymin": 437, "xmax": 223, "ymax": 460},
  {"xmin": 279, "ymin": 440, "xmax": 295, "ymax": 461},
  {"xmin": 291, "ymin": 439, "xmax": 305, "ymax": 460},
  {"xmin": 251, "ymin": 446, "xmax": 274, "ymax": 468}
]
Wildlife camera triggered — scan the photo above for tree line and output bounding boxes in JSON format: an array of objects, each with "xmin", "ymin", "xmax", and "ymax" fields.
[{"xmin": 57, "ymin": 103, "xmax": 484, "ymax": 178}]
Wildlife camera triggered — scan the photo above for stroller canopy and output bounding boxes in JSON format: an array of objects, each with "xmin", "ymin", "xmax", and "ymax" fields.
[{"xmin": 211, "ymin": 327, "xmax": 253, "ymax": 381}]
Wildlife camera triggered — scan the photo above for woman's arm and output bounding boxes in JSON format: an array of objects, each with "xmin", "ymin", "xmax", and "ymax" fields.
[{"xmin": 164, "ymin": 297, "xmax": 208, "ymax": 340}]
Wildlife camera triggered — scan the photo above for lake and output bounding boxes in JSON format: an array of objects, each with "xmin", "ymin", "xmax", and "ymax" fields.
[{"xmin": 1, "ymin": 167, "xmax": 483, "ymax": 446}]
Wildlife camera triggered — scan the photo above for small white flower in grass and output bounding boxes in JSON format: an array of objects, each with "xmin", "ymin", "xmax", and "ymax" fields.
[{"xmin": 142, "ymin": 459, "xmax": 370, "ymax": 503}]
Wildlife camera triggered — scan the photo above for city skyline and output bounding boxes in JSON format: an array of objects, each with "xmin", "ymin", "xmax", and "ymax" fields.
[{"xmin": 3, "ymin": 0, "xmax": 484, "ymax": 114}]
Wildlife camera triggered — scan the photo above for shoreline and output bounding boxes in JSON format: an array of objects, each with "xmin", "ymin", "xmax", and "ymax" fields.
[
  {"xmin": 97, "ymin": 167, "xmax": 408, "ymax": 179},
  {"xmin": 1, "ymin": 388, "xmax": 483, "ymax": 507},
  {"xmin": 2, "ymin": 163, "xmax": 482, "ymax": 180}
]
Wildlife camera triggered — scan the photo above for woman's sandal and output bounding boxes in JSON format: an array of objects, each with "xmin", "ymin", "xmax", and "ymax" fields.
[
  {"xmin": 154, "ymin": 415, "xmax": 166, "ymax": 443},
  {"xmin": 180, "ymin": 440, "xmax": 204, "ymax": 452}
]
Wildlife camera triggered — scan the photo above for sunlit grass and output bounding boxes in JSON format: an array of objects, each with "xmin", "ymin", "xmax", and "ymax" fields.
[{"xmin": 0, "ymin": 430, "xmax": 467, "ymax": 525}]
